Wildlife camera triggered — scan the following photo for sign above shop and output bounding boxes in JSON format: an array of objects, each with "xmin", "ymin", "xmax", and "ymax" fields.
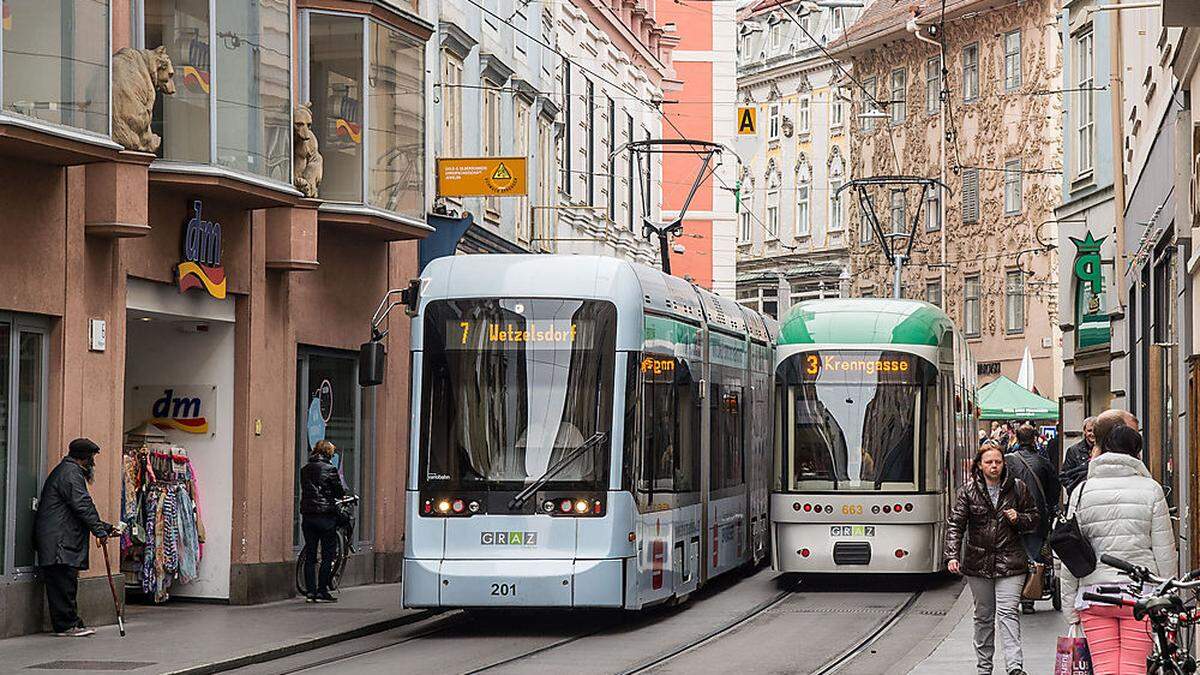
[
  {"xmin": 436, "ymin": 157, "xmax": 528, "ymax": 197},
  {"xmin": 1071, "ymin": 232, "xmax": 1111, "ymax": 351},
  {"xmin": 977, "ymin": 362, "xmax": 1001, "ymax": 375},
  {"xmin": 129, "ymin": 385, "xmax": 215, "ymax": 435},
  {"xmin": 177, "ymin": 200, "xmax": 227, "ymax": 300},
  {"xmin": 1070, "ymin": 231, "xmax": 1105, "ymax": 294}
]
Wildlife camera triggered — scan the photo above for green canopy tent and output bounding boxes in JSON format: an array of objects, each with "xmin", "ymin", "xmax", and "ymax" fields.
[{"xmin": 976, "ymin": 375, "xmax": 1059, "ymax": 421}]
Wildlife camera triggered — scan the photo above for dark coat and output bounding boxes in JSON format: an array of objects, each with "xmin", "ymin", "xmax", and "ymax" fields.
[
  {"xmin": 34, "ymin": 458, "xmax": 111, "ymax": 569},
  {"xmin": 300, "ymin": 455, "xmax": 347, "ymax": 516},
  {"xmin": 1060, "ymin": 438, "xmax": 1092, "ymax": 495},
  {"xmin": 1005, "ymin": 445, "xmax": 1060, "ymax": 533},
  {"xmin": 944, "ymin": 468, "xmax": 1039, "ymax": 578}
]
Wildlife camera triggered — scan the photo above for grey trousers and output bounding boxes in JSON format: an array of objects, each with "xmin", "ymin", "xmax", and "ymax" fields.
[{"xmin": 966, "ymin": 574, "xmax": 1025, "ymax": 674}]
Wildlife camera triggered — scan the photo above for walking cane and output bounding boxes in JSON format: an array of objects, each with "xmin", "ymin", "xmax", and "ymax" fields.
[{"xmin": 100, "ymin": 534, "xmax": 126, "ymax": 637}]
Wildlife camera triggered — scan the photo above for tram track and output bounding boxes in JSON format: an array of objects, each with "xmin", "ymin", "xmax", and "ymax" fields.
[{"xmin": 809, "ymin": 591, "xmax": 922, "ymax": 675}]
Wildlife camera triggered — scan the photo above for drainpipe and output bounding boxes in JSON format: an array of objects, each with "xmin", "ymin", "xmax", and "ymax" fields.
[{"xmin": 1106, "ymin": 7, "xmax": 1129, "ymax": 313}]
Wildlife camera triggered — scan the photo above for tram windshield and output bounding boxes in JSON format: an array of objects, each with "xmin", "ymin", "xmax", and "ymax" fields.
[
  {"xmin": 419, "ymin": 298, "xmax": 616, "ymax": 488},
  {"xmin": 776, "ymin": 350, "xmax": 934, "ymax": 492}
]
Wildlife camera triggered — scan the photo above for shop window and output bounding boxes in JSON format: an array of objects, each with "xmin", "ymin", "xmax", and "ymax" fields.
[
  {"xmin": 144, "ymin": 0, "xmax": 291, "ymax": 181},
  {"xmin": 3, "ymin": 0, "xmax": 110, "ymax": 136},
  {"xmin": 304, "ymin": 11, "xmax": 425, "ymax": 219},
  {"xmin": 0, "ymin": 313, "xmax": 48, "ymax": 574},
  {"xmin": 294, "ymin": 348, "xmax": 373, "ymax": 548}
]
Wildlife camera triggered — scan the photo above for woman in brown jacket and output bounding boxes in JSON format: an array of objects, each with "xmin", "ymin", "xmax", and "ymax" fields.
[{"xmin": 945, "ymin": 441, "xmax": 1039, "ymax": 675}]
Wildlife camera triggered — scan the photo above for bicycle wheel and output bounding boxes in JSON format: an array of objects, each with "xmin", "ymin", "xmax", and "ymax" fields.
[
  {"xmin": 296, "ymin": 550, "xmax": 310, "ymax": 596},
  {"xmin": 327, "ymin": 532, "xmax": 350, "ymax": 592}
]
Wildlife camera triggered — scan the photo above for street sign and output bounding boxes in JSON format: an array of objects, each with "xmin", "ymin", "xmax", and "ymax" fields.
[
  {"xmin": 437, "ymin": 157, "xmax": 528, "ymax": 197},
  {"xmin": 737, "ymin": 107, "xmax": 757, "ymax": 135}
]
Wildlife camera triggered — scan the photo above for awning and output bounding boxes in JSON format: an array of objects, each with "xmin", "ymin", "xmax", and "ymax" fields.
[{"xmin": 976, "ymin": 375, "xmax": 1059, "ymax": 421}]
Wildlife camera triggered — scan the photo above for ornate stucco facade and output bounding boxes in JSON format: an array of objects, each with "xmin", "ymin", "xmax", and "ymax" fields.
[
  {"xmin": 734, "ymin": 1, "xmax": 864, "ymax": 320},
  {"xmin": 838, "ymin": 0, "xmax": 1063, "ymax": 396}
]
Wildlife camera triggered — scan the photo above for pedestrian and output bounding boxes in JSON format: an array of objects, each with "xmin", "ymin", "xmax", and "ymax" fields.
[
  {"xmin": 300, "ymin": 439, "xmax": 351, "ymax": 603},
  {"xmin": 979, "ymin": 429, "xmax": 990, "ymax": 446},
  {"xmin": 1092, "ymin": 408, "xmax": 1138, "ymax": 453},
  {"xmin": 1059, "ymin": 417, "xmax": 1095, "ymax": 495},
  {"xmin": 1060, "ymin": 424, "xmax": 1175, "ymax": 674},
  {"xmin": 1004, "ymin": 424, "xmax": 1059, "ymax": 614},
  {"xmin": 34, "ymin": 438, "xmax": 116, "ymax": 637},
  {"xmin": 945, "ymin": 441, "xmax": 1039, "ymax": 675}
]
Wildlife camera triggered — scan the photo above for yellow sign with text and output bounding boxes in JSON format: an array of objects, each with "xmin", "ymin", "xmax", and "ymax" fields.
[
  {"xmin": 737, "ymin": 107, "xmax": 757, "ymax": 135},
  {"xmin": 437, "ymin": 157, "xmax": 528, "ymax": 197}
]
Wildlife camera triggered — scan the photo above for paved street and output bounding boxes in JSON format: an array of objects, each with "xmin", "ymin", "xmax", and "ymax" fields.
[{"xmin": 0, "ymin": 565, "xmax": 1077, "ymax": 674}]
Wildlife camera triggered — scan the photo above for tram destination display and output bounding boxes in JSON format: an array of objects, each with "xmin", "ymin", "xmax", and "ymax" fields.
[
  {"xmin": 799, "ymin": 352, "xmax": 919, "ymax": 382},
  {"xmin": 445, "ymin": 318, "xmax": 594, "ymax": 350}
]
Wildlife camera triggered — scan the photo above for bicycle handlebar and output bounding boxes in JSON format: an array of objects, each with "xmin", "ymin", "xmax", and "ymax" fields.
[
  {"xmin": 1101, "ymin": 554, "xmax": 1139, "ymax": 574},
  {"xmin": 1083, "ymin": 592, "xmax": 1133, "ymax": 607},
  {"xmin": 335, "ymin": 495, "xmax": 360, "ymax": 505}
]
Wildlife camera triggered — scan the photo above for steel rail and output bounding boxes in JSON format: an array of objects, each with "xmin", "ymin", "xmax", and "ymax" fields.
[{"xmin": 810, "ymin": 591, "xmax": 923, "ymax": 675}]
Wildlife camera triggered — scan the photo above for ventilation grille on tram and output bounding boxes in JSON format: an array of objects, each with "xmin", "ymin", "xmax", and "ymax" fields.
[{"xmin": 833, "ymin": 542, "xmax": 872, "ymax": 565}]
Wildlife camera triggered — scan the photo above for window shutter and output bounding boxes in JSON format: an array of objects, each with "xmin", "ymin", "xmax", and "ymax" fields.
[{"xmin": 962, "ymin": 169, "xmax": 979, "ymax": 223}]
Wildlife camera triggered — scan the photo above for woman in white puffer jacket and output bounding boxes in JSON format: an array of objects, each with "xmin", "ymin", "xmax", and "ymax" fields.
[{"xmin": 1060, "ymin": 424, "xmax": 1176, "ymax": 674}]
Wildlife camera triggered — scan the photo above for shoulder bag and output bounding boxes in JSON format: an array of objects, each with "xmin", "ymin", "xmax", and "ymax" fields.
[{"xmin": 1048, "ymin": 480, "xmax": 1097, "ymax": 578}]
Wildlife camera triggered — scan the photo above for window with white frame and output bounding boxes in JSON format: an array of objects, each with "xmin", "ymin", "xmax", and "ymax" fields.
[
  {"xmin": 859, "ymin": 195, "xmax": 875, "ymax": 244},
  {"xmin": 964, "ymin": 275, "xmax": 981, "ymax": 336},
  {"xmin": 862, "ymin": 77, "xmax": 877, "ymax": 130},
  {"xmin": 441, "ymin": 51, "xmax": 464, "ymax": 157},
  {"xmin": 831, "ymin": 89, "xmax": 845, "ymax": 128},
  {"xmin": 768, "ymin": 104, "xmax": 780, "ymax": 140},
  {"xmin": 1004, "ymin": 30, "xmax": 1022, "ymax": 90},
  {"xmin": 925, "ymin": 187, "xmax": 941, "ymax": 231},
  {"xmin": 925, "ymin": 279, "xmax": 942, "ymax": 308},
  {"xmin": 766, "ymin": 189, "xmax": 780, "ymax": 239},
  {"xmin": 925, "ymin": 56, "xmax": 941, "ymax": 114},
  {"xmin": 770, "ymin": 20, "xmax": 782, "ymax": 51},
  {"xmin": 829, "ymin": 176, "xmax": 844, "ymax": 231},
  {"xmin": 961, "ymin": 167, "xmax": 979, "ymax": 223},
  {"xmin": 537, "ymin": 117, "xmax": 554, "ymax": 248},
  {"xmin": 1005, "ymin": 270, "xmax": 1025, "ymax": 333},
  {"xmin": 962, "ymin": 43, "xmax": 979, "ymax": 101},
  {"xmin": 796, "ymin": 184, "xmax": 810, "ymax": 236},
  {"xmin": 739, "ymin": 189, "xmax": 753, "ymax": 243},
  {"xmin": 1004, "ymin": 159, "xmax": 1022, "ymax": 214},
  {"xmin": 890, "ymin": 189, "xmax": 906, "ymax": 233},
  {"xmin": 482, "ymin": 81, "xmax": 501, "ymax": 216},
  {"xmin": 798, "ymin": 96, "xmax": 811, "ymax": 134},
  {"xmin": 890, "ymin": 68, "xmax": 906, "ymax": 124},
  {"xmin": 514, "ymin": 99, "xmax": 531, "ymax": 241},
  {"xmin": 1075, "ymin": 29, "xmax": 1095, "ymax": 177},
  {"xmin": 831, "ymin": 7, "xmax": 844, "ymax": 31}
]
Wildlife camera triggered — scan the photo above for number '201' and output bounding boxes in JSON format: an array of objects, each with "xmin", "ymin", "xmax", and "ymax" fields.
[{"xmin": 491, "ymin": 583, "xmax": 517, "ymax": 596}]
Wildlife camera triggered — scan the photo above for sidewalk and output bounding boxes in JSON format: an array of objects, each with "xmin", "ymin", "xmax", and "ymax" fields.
[
  {"xmin": 0, "ymin": 583, "xmax": 427, "ymax": 674},
  {"xmin": 911, "ymin": 591, "xmax": 1068, "ymax": 674}
]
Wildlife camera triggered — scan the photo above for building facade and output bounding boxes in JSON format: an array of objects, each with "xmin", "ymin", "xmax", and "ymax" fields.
[
  {"xmin": 838, "ymin": 0, "xmax": 1063, "ymax": 397},
  {"xmin": 0, "ymin": 0, "xmax": 431, "ymax": 637},
  {"xmin": 733, "ymin": 0, "xmax": 862, "ymax": 320}
]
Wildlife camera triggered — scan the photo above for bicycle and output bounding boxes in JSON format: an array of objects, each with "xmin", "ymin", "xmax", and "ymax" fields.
[
  {"xmin": 1081, "ymin": 553, "xmax": 1200, "ymax": 675},
  {"xmin": 296, "ymin": 494, "xmax": 360, "ymax": 597}
]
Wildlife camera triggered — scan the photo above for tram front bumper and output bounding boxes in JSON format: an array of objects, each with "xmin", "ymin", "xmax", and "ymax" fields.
[{"xmin": 403, "ymin": 557, "xmax": 626, "ymax": 608}]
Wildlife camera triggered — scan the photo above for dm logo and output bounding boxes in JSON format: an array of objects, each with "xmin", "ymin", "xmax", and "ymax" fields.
[
  {"xmin": 177, "ymin": 200, "xmax": 227, "ymax": 299},
  {"xmin": 148, "ymin": 387, "xmax": 210, "ymax": 434}
]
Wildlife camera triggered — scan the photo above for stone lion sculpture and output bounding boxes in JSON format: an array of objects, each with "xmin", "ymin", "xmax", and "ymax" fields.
[
  {"xmin": 112, "ymin": 46, "xmax": 176, "ymax": 153},
  {"xmin": 294, "ymin": 103, "xmax": 323, "ymax": 198}
]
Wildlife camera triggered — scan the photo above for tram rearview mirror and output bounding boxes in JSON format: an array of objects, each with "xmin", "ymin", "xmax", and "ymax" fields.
[{"xmin": 359, "ymin": 341, "xmax": 386, "ymax": 387}]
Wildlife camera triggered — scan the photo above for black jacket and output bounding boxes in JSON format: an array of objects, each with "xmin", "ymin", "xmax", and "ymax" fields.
[
  {"xmin": 1060, "ymin": 438, "xmax": 1092, "ymax": 495},
  {"xmin": 1005, "ymin": 445, "xmax": 1060, "ymax": 533},
  {"xmin": 944, "ymin": 468, "xmax": 1039, "ymax": 578},
  {"xmin": 300, "ymin": 455, "xmax": 348, "ymax": 516},
  {"xmin": 34, "ymin": 458, "xmax": 111, "ymax": 569}
]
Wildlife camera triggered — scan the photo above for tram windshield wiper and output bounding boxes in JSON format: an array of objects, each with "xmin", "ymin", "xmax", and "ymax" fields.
[{"xmin": 507, "ymin": 432, "xmax": 608, "ymax": 510}]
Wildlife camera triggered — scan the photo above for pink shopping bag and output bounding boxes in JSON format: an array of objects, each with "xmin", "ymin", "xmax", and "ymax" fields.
[{"xmin": 1055, "ymin": 625, "xmax": 1094, "ymax": 675}]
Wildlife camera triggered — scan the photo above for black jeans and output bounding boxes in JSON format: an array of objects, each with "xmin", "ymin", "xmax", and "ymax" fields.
[
  {"xmin": 301, "ymin": 514, "xmax": 339, "ymax": 594},
  {"xmin": 42, "ymin": 564, "xmax": 82, "ymax": 633}
]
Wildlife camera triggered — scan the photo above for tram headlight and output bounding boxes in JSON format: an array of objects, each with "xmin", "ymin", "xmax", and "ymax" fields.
[
  {"xmin": 437, "ymin": 499, "xmax": 452, "ymax": 514},
  {"xmin": 575, "ymin": 499, "xmax": 590, "ymax": 514}
]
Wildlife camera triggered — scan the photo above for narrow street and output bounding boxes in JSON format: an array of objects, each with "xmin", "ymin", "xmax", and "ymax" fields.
[{"xmin": 225, "ymin": 569, "xmax": 961, "ymax": 675}]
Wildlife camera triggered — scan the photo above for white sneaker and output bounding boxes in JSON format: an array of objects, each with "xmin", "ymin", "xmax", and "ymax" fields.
[{"xmin": 54, "ymin": 626, "xmax": 95, "ymax": 637}]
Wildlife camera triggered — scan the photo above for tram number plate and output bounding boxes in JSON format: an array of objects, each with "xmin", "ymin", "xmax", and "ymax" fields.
[
  {"xmin": 490, "ymin": 583, "xmax": 518, "ymax": 597},
  {"xmin": 830, "ymin": 526, "xmax": 875, "ymax": 537}
]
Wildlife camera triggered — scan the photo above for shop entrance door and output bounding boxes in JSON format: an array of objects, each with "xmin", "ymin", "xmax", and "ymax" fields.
[{"xmin": 0, "ymin": 313, "xmax": 48, "ymax": 577}]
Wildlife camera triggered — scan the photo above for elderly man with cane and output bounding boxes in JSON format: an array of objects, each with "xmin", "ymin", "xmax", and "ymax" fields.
[{"xmin": 34, "ymin": 438, "xmax": 117, "ymax": 637}]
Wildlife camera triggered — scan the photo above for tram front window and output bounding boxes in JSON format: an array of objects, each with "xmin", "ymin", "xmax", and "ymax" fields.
[
  {"xmin": 420, "ymin": 298, "xmax": 617, "ymax": 488},
  {"xmin": 777, "ymin": 350, "xmax": 933, "ymax": 492}
]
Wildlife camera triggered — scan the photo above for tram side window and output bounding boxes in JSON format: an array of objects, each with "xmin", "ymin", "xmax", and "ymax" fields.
[
  {"xmin": 639, "ymin": 357, "xmax": 698, "ymax": 493},
  {"xmin": 710, "ymin": 384, "xmax": 745, "ymax": 490}
]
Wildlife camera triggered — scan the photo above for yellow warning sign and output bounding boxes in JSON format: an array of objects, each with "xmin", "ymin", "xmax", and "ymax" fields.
[
  {"xmin": 737, "ymin": 107, "xmax": 757, "ymax": 135},
  {"xmin": 437, "ymin": 157, "xmax": 528, "ymax": 197}
]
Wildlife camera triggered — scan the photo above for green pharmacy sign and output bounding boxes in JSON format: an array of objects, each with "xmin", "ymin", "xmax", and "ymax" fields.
[{"xmin": 1070, "ymin": 232, "xmax": 1110, "ymax": 350}]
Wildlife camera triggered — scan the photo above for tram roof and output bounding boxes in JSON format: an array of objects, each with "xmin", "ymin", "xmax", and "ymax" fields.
[{"xmin": 777, "ymin": 298, "xmax": 954, "ymax": 347}]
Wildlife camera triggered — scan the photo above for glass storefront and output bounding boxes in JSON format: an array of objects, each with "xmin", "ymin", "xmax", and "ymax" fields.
[
  {"xmin": 307, "ymin": 12, "xmax": 364, "ymax": 202},
  {"xmin": 367, "ymin": 21, "xmax": 424, "ymax": 217},
  {"xmin": 144, "ymin": 0, "xmax": 291, "ymax": 180},
  {"xmin": 0, "ymin": 313, "xmax": 48, "ymax": 574},
  {"xmin": 2, "ymin": 0, "xmax": 110, "ymax": 135}
]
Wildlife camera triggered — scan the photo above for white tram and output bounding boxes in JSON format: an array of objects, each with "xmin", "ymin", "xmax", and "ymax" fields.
[
  {"xmin": 401, "ymin": 255, "xmax": 774, "ymax": 609},
  {"xmin": 770, "ymin": 299, "xmax": 977, "ymax": 574}
]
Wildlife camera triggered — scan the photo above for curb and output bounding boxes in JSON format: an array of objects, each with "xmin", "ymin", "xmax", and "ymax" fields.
[{"xmin": 164, "ymin": 609, "xmax": 437, "ymax": 675}]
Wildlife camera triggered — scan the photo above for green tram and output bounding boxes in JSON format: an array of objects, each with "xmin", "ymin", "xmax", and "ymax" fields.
[{"xmin": 770, "ymin": 299, "xmax": 977, "ymax": 573}]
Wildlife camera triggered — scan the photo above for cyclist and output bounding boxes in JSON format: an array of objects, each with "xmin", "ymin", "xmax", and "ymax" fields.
[
  {"xmin": 1061, "ymin": 421, "xmax": 1176, "ymax": 674},
  {"xmin": 300, "ymin": 439, "xmax": 352, "ymax": 603}
]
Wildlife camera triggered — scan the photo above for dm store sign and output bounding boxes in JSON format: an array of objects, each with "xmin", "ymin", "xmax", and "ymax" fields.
[
  {"xmin": 176, "ymin": 200, "xmax": 227, "ymax": 299},
  {"xmin": 130, "ymin": 386, "xmax": 214, "ymax": 434}
]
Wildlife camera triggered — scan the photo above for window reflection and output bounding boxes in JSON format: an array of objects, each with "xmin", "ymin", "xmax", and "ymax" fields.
[
  {"xmin": 2, "ymin": 0, "xmax": 110, "ymax": 135},
  {"xmin": 368, "ymin": 22, "xmax": 424, "ymax": 218},
  {"xmin": 308, "ymin": 13, "xmax": 363, "ymax": 202},
  {"xmin": 147, "ymin": 0, "xmax": 211, "ymax": 162}
]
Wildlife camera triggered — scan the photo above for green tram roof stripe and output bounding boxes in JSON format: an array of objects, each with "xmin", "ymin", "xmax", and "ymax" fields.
[{"xmin": 777, "ymin": 299, "xmax": 954, "ymax": 347}]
